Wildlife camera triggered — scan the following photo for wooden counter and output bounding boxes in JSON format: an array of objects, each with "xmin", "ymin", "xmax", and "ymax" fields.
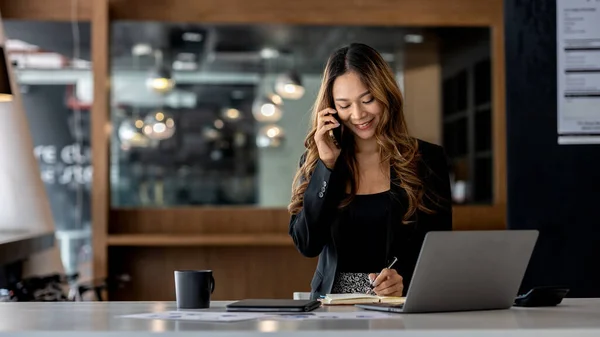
[
  {"xmin": 106, "ymin": 208, "xmax": 318, "ymax": 301},
  {"xmin": 105, "ymin": 207, "xmax": 505, "ymax": 301},
  {"xmin": 0, "ymin": 228, "xmax": 55, "ymax": 288},
  {"xmin": 0, "ymin": 228, "xmax": 55, "ymax": 266}
]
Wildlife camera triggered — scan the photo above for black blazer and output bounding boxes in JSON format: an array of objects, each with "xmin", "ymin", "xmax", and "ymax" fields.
[{"xmin": 289, "ymin": 139, "xmax": 453, "ymax": 299}]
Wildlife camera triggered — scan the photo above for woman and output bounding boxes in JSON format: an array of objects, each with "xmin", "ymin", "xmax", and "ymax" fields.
[{"xmin": 288, "ymin": 43, "xmax": 452, "ymax": 300}]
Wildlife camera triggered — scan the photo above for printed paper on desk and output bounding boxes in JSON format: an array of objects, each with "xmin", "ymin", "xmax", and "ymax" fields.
[{"xmin": 121, "ymin": 311, "xmax": 267, "ymax": 322}]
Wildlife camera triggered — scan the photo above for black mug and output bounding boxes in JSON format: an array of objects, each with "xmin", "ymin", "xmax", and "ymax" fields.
[{"xmin": 174, "ymin": 270, "xmax": 215, "ymax": 309}]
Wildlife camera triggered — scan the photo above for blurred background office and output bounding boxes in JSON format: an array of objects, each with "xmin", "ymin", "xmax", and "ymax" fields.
[
  {"xmin": 1, "ymin": 18, "xmax": 494, "ymax": 300},
  {"xmin": 0, "ymin": 0, "xmax": 597, "ymax": 302}
]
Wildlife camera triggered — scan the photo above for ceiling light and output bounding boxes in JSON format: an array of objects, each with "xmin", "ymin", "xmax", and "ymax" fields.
[
  {"xmin": 147, "ymin": 50, "xmax": 175, "ymax": 94},
  {"xmin": 252, "ymin": 93, "xmax": 283, "ymax": 123},
  {"xmin": 173, "ymin": 52, "xmax": 198, "ymax": 71},
  {"xmin": 404, "ymin": 34, "xmax": 424, "ymax": 44},
  {"xmin": 173, "ymin": 60, "xmax": 197, "ymax": 71},
  {"xmin": 182, "ymin": 32, "xmax": 204, "ymax": 42},
  {"xmin": 132, "ymin": 43, "xmax": 153, "ymax": 56},
  {"xmin": 147, "ymin": 65, "xmax": 175, "ymax": 94},
  {"xmin": 165, "ymin": 91, "xmax": 197, "ymax": 109},
  {"xmin": 256, "ymin": 124, "xmax": 285, "ymax": 148},
  {"xmin": 142, "ymin": 111, "xmax": 176, "ymax": 140},
  {"xmin": 118, "ymin": 118, "xmax": 150, "ymax": 147},
  {"xmin": 275, "ymin": 71, "xmax": 305, "ymax": 100},
  {"xmin": 222, "ymin": 108, "xmax": 241, "ymax": 121},
  {"xmin": 270, "ymin": 93, "xmax": 283, "ymax": 105},
  {"xmin": 260, "ymin": 48, "xmax": 280, "ymax": 59}
]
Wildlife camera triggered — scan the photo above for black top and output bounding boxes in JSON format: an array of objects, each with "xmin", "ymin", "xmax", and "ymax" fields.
[
  {"xmin": 336, "ymin": 191, "xmax": 391, "ymax": 273},
  {"xmin": 288, "ymin": 139, "xmax": 453, "ymax": 299}
]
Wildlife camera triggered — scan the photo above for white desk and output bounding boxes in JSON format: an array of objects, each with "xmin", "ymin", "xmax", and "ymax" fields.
[{"xmin": 1, "ymin": 299, "xmax": 600, "ymax": 336}]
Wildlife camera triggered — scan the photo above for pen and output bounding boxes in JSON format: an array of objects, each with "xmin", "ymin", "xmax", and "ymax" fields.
[
  {"xmin": 370, "ymin": 256, "xmax": 398, "ymax": 289},
  {"xmin": 385, "ymin": 256, "xmax": 398, "ymax": 270}
]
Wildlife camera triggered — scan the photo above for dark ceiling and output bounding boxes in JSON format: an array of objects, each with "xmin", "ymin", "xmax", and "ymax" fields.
[
  {"xmin": 3, "ymin": 20, "xmax": 488, "ymax": 112},
  {"xmin": 4, "ymin": 20, "xmax": 489, "ymax": 75},
  {"xmin": 3, "ymin": 20, "xmax": 436, "ymax": 74},
  {"xmin": 109, "ymin": 22, "xmax": 422, "ymax": 74}
]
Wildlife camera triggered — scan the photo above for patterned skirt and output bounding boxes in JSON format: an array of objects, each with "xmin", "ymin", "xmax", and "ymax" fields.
[{"xmin": 331, "ymin": 272, "xmax": 372, "ymax": 294}]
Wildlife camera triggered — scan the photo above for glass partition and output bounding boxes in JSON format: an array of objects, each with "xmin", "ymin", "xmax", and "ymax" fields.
[
  {"xmin": 5, "ymin": 20, "xmax": 93, "ymax": 281},
  {"xmin": 108, "ymin": 22, "xmax": 493, "ymax": 207}
]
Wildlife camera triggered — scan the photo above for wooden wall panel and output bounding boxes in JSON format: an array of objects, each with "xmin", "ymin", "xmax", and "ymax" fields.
[
  {"xmin": 109, "ymin": 208, "xmax": 291, "ymax": 234},
  {"xmin": 91, "ymin": 0, "xmax": 109, "ymax": 281},
  {"xmin": 403, "ymin": 34, "xmax": 442, "ymax": 145},
  {"xmin": 492, "ymin": 24, "xmax": 507, "ymax": 205},
  {"xmin": 110, "ymin": 206, "xmax": 505, "ymax": 236},
  {"xmin": 0, "ymin": 0, "xmax": 502, "ymax": 26},
  {"xmin": 0, "ymin": 0, "xmax": 92, "ymax": 21},
  {"xmin": 109, "ymin": 246, "xmax": 317, "ymax": 301},
  {"xmin": 107, "ymin": 204, "xmax": 504, "ymax": 301},
  {"xmin": 108, "ymin": 0, "xmax": 502, "ymax": 26},
  {"xmin": 452, "ymin": 205, "xmax": 506, "ymax": 231}
]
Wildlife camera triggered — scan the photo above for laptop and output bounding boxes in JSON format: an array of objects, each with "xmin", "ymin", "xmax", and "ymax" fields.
[
  {"xmin": 226, "ymin": 299, "xmax": 321, "ymax": 312},
  {"xmin": 356, "ymin": 230, "xmax": 539, "ymax": 313}
]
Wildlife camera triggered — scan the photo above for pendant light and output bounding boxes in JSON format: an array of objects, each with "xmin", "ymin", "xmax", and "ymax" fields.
[
  {"xmin": 256, "ymin": 124, "xmax": 285, "ymax": 148},
  {"xmin": 275, "ymin": 70, "xmax": 304, "ymax": 100},
  {"xmin": 117, "ymin": 107, "xmax": 150, "ymax": 148},
  {"xmin": 142, "ymin": 110, "xmax": 176, "ymax": 140},
  {"xmin": 252, "ymin": 93, "xmax": 283, "ymax": 123},
  {"xmin": 146, "ymin": 50, "xmax": 175, "ymax": 94}
]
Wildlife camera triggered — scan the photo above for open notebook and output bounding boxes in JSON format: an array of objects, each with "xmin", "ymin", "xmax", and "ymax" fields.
[{"xmin": 321, "ymin": 293, "xmax": 406, "ymax": 305}]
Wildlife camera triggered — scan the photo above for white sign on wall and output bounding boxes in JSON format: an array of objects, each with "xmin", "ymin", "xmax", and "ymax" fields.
[
  {"xmin": 557, "ymin": 0, "xmax": 600, "ymax": 145},
  {"xmin": 33, "ymin": 144, "xmax": 93, "ymax": 187}
]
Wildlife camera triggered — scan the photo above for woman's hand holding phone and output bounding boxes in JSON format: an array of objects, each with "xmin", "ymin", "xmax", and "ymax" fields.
[{"xmin": 314, "ymin": 108, "xmax": 342, "ymax": 170}]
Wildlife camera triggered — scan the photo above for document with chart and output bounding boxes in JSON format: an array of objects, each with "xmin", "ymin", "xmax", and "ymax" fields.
[{"xmin": 557, "ymin": 0, "xmax": 600, "ymax": 144}]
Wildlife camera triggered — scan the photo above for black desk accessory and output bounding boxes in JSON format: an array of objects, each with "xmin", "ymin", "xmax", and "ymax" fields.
[
  {"xmin": 226, "ymin": 299, "xmax": 321, "ymax": 312},
  {"xmin": 514, "ymin": 286, "xmax": 570, "ymax": 307}
]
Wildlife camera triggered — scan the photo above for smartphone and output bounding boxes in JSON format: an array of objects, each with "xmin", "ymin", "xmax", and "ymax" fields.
[{"xmin": 328, "ymin": 112, "xmax": 342, "ymax": 148}]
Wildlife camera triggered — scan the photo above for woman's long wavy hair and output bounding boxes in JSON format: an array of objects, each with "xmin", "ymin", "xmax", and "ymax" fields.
[{"xmin": 288, "ymin": 43, "xmax": 434, "ymax": 223}]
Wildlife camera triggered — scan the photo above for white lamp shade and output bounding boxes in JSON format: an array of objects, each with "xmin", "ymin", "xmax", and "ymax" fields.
[
  {"xmin": 0, "ymin": 9, "xmax": 63, "ymax": 276},
  {"xmin": 252, "ymin": 93, "xmax": 283, "ymax": 123},
  {"xmin": 118, "ymin": 118, "xmax": 151, "ymax": 147},
  {"xmin": 146, "ymin": 65, "xmax": 175, "ymax": 94},
  {"xmin": 256, "ymin": 124, "xmax": 285, "ymax": 148},
  {"xmin": 275, "ymin": 71, "xmax": 304, "ymax": 100},
  {"xmin": 142, "ymin": 111, "xmax": 176, "ymax": 140},
  {"xmin": 221, "ymin": 107, "xmax": 242, "ymax": 121}
]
